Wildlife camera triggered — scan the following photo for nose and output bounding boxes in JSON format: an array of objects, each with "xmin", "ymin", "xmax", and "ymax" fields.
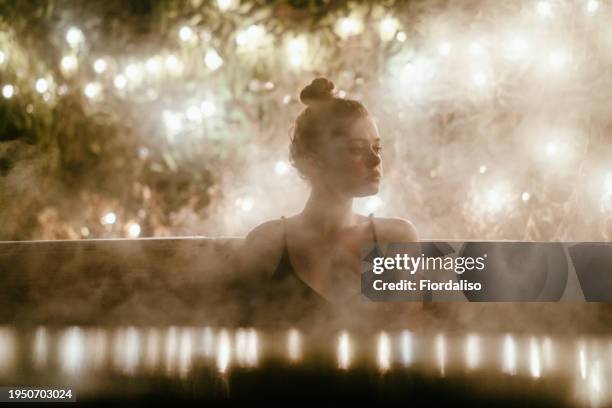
[{"xmin": 367, "ymin": 148, "xmax": 381, "ymax": 168}]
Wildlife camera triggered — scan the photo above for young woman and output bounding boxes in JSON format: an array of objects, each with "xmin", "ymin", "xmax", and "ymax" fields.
[{"xmin": 238, "ymin": 78, "xmax": 419, "ymax": 326}]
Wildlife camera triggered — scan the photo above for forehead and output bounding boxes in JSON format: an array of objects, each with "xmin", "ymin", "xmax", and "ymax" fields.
[{"xmin": 337, "ymin": 116, "xmax": 380, "ymax": 143}]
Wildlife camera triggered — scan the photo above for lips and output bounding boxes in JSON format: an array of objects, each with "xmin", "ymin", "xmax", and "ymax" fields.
[{"xmin": 369, "ymin": 172, "xmax": 381, "ymax": 181}]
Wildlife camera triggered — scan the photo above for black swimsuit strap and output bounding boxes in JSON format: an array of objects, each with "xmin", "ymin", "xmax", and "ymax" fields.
[
  {"xmin": 369, "ymin": 213, "xmax": 379, "ymax": 244},
  {"xmin": 280, "ymin": 215, "xmax": 287, "ymax": 245}
]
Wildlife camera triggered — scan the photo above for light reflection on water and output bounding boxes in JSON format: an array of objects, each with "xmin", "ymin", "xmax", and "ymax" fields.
[{"xmin": 0, "ymin": 327, "xmax": 609, "ymax": 406}]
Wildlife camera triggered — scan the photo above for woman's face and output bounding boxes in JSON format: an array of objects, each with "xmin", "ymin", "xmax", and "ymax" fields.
[{"xmin": 313, "ymin": 116, "xmax": 383, "ymax": 197}]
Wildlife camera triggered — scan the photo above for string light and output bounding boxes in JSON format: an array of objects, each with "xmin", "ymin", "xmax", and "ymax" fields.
[
  {"xmin": 438, "ymin": 42, "xmax": 452, "ymax": 56},
  {"xmin": 84, "ymin": 82, "xmax": 101, "ymax": 99},
  {"xmin": 65, "ymin": 27, "xmax": 84, "ymax": 47},
  {"xmin": 336, "ymin": 17, "xmax": 363, "ymax": 39},
  {"xmin": 545, "ymin": 142, "xmax": 558, "ymax": 157},
  {"xmin": 396, "ymin": 31, "xmax": 407, "ymax": 42},
  {"xmin": 469, "ymin": 41, "xmax": 484, "ymax": 56},
  {"xmin": 165, "ymin": 55, "xmax": 183, "ymax": 75},
  {"xmin": 547, "ymin": 50, "xmax": 570, "ymax": 69},
  {"xmin": 126, "ymin": 221, "xmax": 141, "ymax": 238},
  {"xmin": 286, "ymin": 36, "xmax": 308, "ymax": 67},
  {"xmin": 2, "ymin": 84, "xmax": 14, "ymax": 99},
  {"xmin": 274, "ymin": 160, "xmax": 289, "ymax": 175},
  {"xmin": 472, "ymin": 71, "xmax": 488, "ymax": 87},
  {"xmin": 101, "ymin": 212, "xmax": 116, "ymax": 225},
  {"xmin": 204, "ymin": 49, "xmax": 223, "ymax": 71},
  {"xmin": 522, "ymin": 192, "xmax": 531, "ymax": 202},
  {"xmin": 586, "ymin": 0, "xmax": 599, "ymax": 14},
  {"xmin": 35, "ymin": 78, "xmax": 49, "ymax": 94},
  {"xmin": 93, "ymin": 58, "xmax": 107, "ymax": 74},
  {"xmin": 60, "ymin": 55, "xmax": 78, "ymax": 75},
  {"xmin": 536, "ymin": 1, "xmax": 553, "ymax": 18},
  {"xmin": 179, "ymin": 26, "xmax": 194, "ymax": 42},
  {"xmin": 365, "ymin": 196, "xmax": 383, "ymax": 213},
  {"xmin": 506, "ymin": 35, "xmax": 529, "ymax": 60},
  {"xmin": 185, "ymin": 105, "xmax": 202, "ymax": 122},
  {"xmin": 236, "ymin": 196, "xmax": 254, "ymax": 212},
  {"xmin": 145, "ymin": 56, "xmax": 162, "ymax": 75},
  {"xmin": 163, "ymin": 110, "xmax": 183, "ymax": 134},
  {"xmin": 217, "ymin": 0, "xmax": 238, "ymax": 11},
  {"xmin": 379, "ymin": 17, "xmax": 399, "ymax": 42},
  {"xmin": 200, "ymin": 100, "xmax": 216, "ymax": 117},
  {"xmin": 236, "ymin": 24, "xmax": 266, "ymax": 48},
  {"xmin": 125, "ymin": 63, "xmax": 143, "ymax": 82},
  {"xmin": 113, "ymin": 74, "xmax": 127, "ymax": 89}
]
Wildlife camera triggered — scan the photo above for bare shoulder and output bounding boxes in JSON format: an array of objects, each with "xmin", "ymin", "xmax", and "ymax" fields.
[{"xmin": 371, "ymin": 216, "xmax": 419, "ymax": 243}]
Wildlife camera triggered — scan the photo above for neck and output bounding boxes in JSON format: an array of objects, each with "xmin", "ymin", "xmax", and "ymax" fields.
[{"xmin": 301, "ymin": 184, "xmax": 355, "ymax": 235}]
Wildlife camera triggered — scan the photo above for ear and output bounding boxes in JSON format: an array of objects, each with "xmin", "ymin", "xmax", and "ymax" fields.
[{"xmin": 301, "ymin": 152, "xmax": 325, "ymax": 177}]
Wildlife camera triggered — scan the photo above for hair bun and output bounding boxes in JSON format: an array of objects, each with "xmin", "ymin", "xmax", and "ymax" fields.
[{"xmin": 299, "ymin": 77, "xmax": 335, "ymax": 106}]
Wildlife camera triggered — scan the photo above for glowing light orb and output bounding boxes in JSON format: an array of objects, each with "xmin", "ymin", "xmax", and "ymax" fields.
[
  {"xmin": 236, "ymin": 196, "xmax": 254, "ymax": 212},
  {"xmin": 465, "ymin": 333, "xmax": 480, "ymax": 370},
  {"xmin": 400, "ymin": 330, "xmax": 413, "ymax": 366},
  {"xmin": 545, "ymin": 142, "xmax": 558, "ymax": 156},
  {"xmin": 274, "ymin": 160, "xmax": 289, "ymax": 175},
  {"xmin": 287, "ymin": 329, "xmax": 302, "ymax": 362},
  {"xmin": 84, "ymin": 82, "xmax": 101, "ymax": 99},
  {"xmin": 33, "ymin": 327, "xmax": 48, "ymax": 369},
  {"xmin": 125, "ymin": 64, "xmax": 143, "ymax": 82},
  {"xmin": 536, "ymin": 1, "xmax": 553, "ymax": 17},
  {"xmin": 186, "ymin": 105, "xmax": 202, "ymax": 122},
  {"xmin": 529, "ymin": 336, "xmax": 541, "ymax": 378},
  {"xmin": 547, "ymin": 50, "xmax": 570, "ymax": 69},
  {"xmin": 236, "ymin": 24, "xmax": 266, "ymax": 47},
  {"xmin": 396, "ymin": 31, "xmax": 407, "ymax": 42},
  {"xmin": 217, "ymin": 0, "xmax": 238, "ymax": 11},
  {"xmin": 506, "ymin": 36, "xmax": 529, "ymax": 60},
  {"xmin": 337, "ymin": 331, "xmax": 351, "ymax": 370},
  {"xmin": 472, "ymin": 71, "xmax": 488, "ymax": 87},
  {"xmin": 377, "ymin": 332, "xmax": 391, "ymax": 371},
  {"xmin": 163, "ymin": 111, "xmax": 183, "ymax": 134},
  {"xmin": 586, "ymin": 0, "xmax": 599, "ymax": 14},
  {"xmin": 438, "ymin": 42, "xmax": 452, "ymax": 56},
  {"xmin": 59, "ymin": 327, "xmax": 85, "ymax": 375},
  {"xmin": 66, "ymin": 27, "xmax": 84, "ymax": 47},
  {"xmin": 522, "ymin": 192, "xmax": 531, "ymax": 202},
  {"xmin": 200, "ymin": 100, "xmax": 216, "ymax": 117},
  {"xmin": 578, "ymin": 340, "xmax": 588, "ymax": 380},
  {"xmin": 165, "ymin": 55, "xmax": 183, "ymax": 75},
  {"xmin": 113, "ymin": 74, "xmax": 127, "ymax": 90},
  {"xmin": 204, "ymin": 49, "xmax": 223, "ymax": 71},
  {"xmin": 145, "ymin": 57, "xmax": 161, "ymax": 74},
  {"xmin": 379, "ymin": 17, "xmax": 399, "ymax": 42},
  {"xmin": 502, "ymin": 334, "xmax": 517, "ymax": 375},
  {"xmin": 286, "ymin": 37, "xmax": 308, "ymax": 67},
  {"xmin": 435, "ymin": 334, "xmax": 446, "ymax": 376},
  {"xmin": 336, "ymin": 17, "xmax": 363, "ymax": 39},
  {"xmin": 479, "ymin": 165, "xmax": 487, "ymax": 174},
  {"xmin": 2, "ymin": 84, "xmax": 14, "ymax": 99},
  {"xmin": 469, "ymin": 41, "xmax": 484, "ymax": 56},
  {"xmin": 93, "ymin": 58, "xmax": 107, "ymax": 74},
  {"xmin": 126, "ymin": 221, "xmax": 141, "ymax": 238},
  {"xmin": 35, "ymin": 78, "xmax": 49, "ymax": 94},
  {"xmin": 179, "ymin": 25, "xmax": 194, "ymax": 42},
  {"xmin": 101, "ymin": 211, "xmax": 117, "ymax": 225},
  {"xmin": 216, "ymin": 329, "xmax": 231, "ymax": 373},
  {"xmin": 365, "ymin": 196, "xmax": 383, "ymax": 213},
  {"xmin": 60, "ymin": 55, "xmax": 78, "ymax": 74}
]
